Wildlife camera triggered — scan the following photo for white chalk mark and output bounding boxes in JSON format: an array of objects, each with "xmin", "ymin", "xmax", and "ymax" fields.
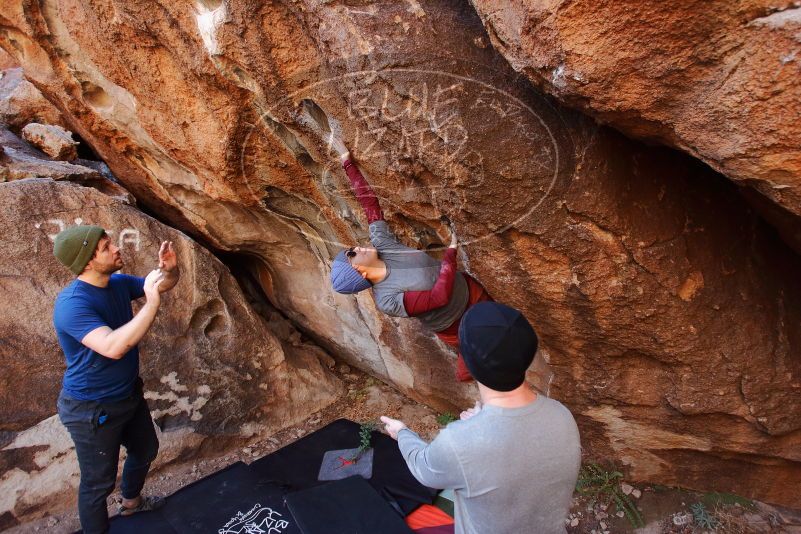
[
  {"xmin": 44, "ymin": 219, "xmax": 66, "ymax": 241},
  {"xmin": 405, "ymin": 0, "xmax": 426, "ymax": 18},
  {"xmin": 551, "ymin": 64, "xmax": 567, "ymax": 90},
  {"xmin": 196, "ymin": 2, "xmax": 226, "ymax": 56},
  {"xmin": 37, "ymin": 220, "xmax": 145, "ymax": 252},
  {"xmin": 161, "ymin": 371, "xmax": 189, "ymax": 392},
  {"xmin": 118, "ymin": 228, "xmax": 141, "ymax": 251}
]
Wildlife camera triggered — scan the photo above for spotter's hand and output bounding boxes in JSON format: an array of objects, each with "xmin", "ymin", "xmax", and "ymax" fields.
[
  {"xmin": 143, "ymin": 269, "xmax": 164, "ymax": 305},
  {"xmin": 460, "ymin": 401, "xmax": 482, "ymax": 421},
  {"xmin": 379, "ymin": 416, "xmax": 408, "ymax": 440},
  {"xmin": 158, "ymin": 241, "xmax": 177, "ymax": 272}
]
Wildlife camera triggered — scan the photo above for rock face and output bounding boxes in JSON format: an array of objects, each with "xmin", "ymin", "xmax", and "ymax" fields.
[
  {"xmin": 0, "ymin": 47, "xmax": 16, "ymax": 69},
  {"xmin": 1, "ymin": 0, "xmax": 800, "ymax": 509},
  {"xmin": 0, "ymin": 67, "xmax": 65, "ymax": 130},
  {"xmin": 469, "ymin": 0, "xmax": 801, "ymax": 220},
  {"xmin": 0, "ymin": 127, "xmax": 133, "ymax": 204},
  {"xmin": 0, "ymin": 179, "xmax": 342, "ymax": 528},
  {"xmin": 21, "ymin": 122, "xmax": 78, "ymax": 160},
  {"xmin": 1, "ymin": 138, "xmax": 94, "ymax": 181}
]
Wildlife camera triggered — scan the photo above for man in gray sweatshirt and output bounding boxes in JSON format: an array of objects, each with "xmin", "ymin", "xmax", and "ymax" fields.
[{"xmin": 381, "ymin": 302, "xmax": 581, "ymax": 534}]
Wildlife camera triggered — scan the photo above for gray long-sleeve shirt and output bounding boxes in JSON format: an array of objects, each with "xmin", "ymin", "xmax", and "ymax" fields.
[
  {"xmin": 369, "ymin": 220, "xmax": 469, "ymax": 332},
  {"xmin": 398, "ymin": 396, "xmax": 581, "ymax": 534}
]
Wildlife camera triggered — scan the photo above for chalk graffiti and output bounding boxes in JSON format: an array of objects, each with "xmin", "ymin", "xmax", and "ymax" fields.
[
  {"xmin": 34, "ymin": 218, "xmax": 142, "ymax": 251},
  {"xmin": 34, "ymin": 219, "xmax": 66, "ymax": 241},
  {"xmin": 239, "ymin": 67, "xmax": 563, "ymax": 247},
  {"xmin": 118, "ymin": 228, "xmax": 141, "ymax": 251},
  {"xmin": 219, "ymin": 504, "xmax": 290, "ymax": 534},
  {"xmin": 346, "ymin": 81, "xmax": 474, "ymax": 177}
]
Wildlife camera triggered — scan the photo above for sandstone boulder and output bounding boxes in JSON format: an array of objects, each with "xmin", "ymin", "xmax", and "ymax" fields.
[
  {"xmin": 21, "ymin": 122, "xmax": 78, "ymax": 160},
  {"xmin": 0, "ymin": 47, "xmax": 16, "ymax": 69},
  {"xmin": 0, "ymin": 0, "xmax": 799, "ymax": 508},
  {"xmin": 469, "ymin": 0, "xmax": 801, "ymax": 220},
  {"xmin": 0, "ymin": 144, "xmax": 94, "ymax": 182},
  {"xmin": 0, "ymin": 127, "xmax": 133, "ymax": 204},
  {"xmin": 0, "ymin": 179, "xmax": 342, "ymax": 528},
  {"xmin": 0, "ymin": 67, "xmax": 65, "ymax": 130}
]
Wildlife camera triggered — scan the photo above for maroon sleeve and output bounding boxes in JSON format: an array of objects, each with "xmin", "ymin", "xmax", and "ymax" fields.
[
  {"xmin": 403, "ymin": 248, "xmax": 458, "ymax": 316},
  {"xmin": 343, "ymin": 159, "xmax": 383, "ymax": 223}
]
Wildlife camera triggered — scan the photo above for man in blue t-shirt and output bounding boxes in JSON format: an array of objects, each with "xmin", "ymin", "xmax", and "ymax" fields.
[{"xmin": 52, "ymin": 225, "xmax": 180, "ymax": 534}]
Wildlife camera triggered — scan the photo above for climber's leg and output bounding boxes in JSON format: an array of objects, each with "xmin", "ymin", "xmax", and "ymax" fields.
[{"xmin": 435, "ymin": 274, "xmax": 494, "ymax": 382}]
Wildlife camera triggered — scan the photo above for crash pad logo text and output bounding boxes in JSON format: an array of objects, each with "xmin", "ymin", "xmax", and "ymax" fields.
[{"xmin": 219, "ymin": 503, "xmax": 290, "ymax": 534}]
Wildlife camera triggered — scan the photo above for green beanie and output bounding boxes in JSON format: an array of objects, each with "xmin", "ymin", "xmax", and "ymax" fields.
[{"xmin": 53, "ymin": 225, "xmax": 106, "ymax": 275}]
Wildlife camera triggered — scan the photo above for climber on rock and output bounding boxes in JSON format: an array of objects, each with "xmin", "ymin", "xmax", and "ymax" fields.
[
  {"xmin": 330, "ymin": 148, "xmax": 493, "ymax": 382},
  {"xmin": 52, "ymin": 226, "xmax": 180, "ymax": 534}
]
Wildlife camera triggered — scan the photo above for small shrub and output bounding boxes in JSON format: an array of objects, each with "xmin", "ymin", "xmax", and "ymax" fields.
[
  {"xmin": 691, "ymin": 502, "xmax": 719, "ymax": 530},
  {"xmin": 575, "ymin": 463, "xmax": 644, "ymax": 528},
  {"xmin": 349, "ymin": 421, "xmax": 376, "ymax": 462},
  {"xmin": 437, "ymin": 413, "xmax": 457, "ymax": 426},
  {"xmin": 702, "ymin": 492, "xmax": 754, "ymax": 510},
  {"xmin": 347, "ymin": 387, "xmax": 368, "ymax": 401},
  {"xmin": 358, "ymin": 422, "xmax": 375, "ymax": 452}
]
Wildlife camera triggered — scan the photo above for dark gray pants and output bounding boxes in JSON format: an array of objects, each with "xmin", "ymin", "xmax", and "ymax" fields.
[{"xmin": 57, "ymin": 380, "xmax": 159, "ymax": 534}]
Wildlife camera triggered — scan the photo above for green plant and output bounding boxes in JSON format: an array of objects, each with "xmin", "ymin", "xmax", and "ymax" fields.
[
  {"xmin": 691, "ymin": 502, "xmax": 718, "ymax": 529},
  {"xmin": 437, "ymin": 412, "xmax": 457, "ymax": 426},
  {"xmin": 349, "ymin": 422, "xmax": 376, "ymax": 462},
  {"xmin": 358, "ymin": 422, "xmax": 375, "ymax": 451},
  {"xmin": 575, "ymin": 463, "xmax": 644, "ymax": 528},
  {"xmin": 702, "ymin": 492, "xmax": 754, "ymax": 510},
  {"xmin": 348, "ymin": 378, "xmax": 377, "ymax": 402},
  {"xmin": 347, "ymin": 387, "xmax": 368, "ymax": 401}
]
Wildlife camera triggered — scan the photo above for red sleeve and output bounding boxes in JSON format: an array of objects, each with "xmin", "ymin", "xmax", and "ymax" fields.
[
  {"xmin": 343, "ymin": 159, "xmax": 383, "ymax": 223},
  {"xmin": 403, "ymin": 248, "xmax": 458, "ymax": 316}
]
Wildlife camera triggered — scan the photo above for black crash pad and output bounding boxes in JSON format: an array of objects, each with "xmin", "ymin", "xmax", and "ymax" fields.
[
  {"xmin": 107, "ymin": 505, "xmax": 175, "ymax": 534},
  {"xmin": 285, "ymin": 475, "xmax": 414, "ymax": 534},
  {"xmin": 250, "ymin": 419, "xmax": 437, "ymax": 516},
  {"xmin": 161, "ymin": 461, "xmax": 298, "ymax": 534},
  {"xmin": 107, "ymin": 462, "xmax": 298, "ymax": 534}
]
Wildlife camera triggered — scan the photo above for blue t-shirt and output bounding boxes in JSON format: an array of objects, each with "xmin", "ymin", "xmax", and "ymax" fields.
[{"xmin": 53, "ymin": 273, "xmax": 146, "ymax": 401}]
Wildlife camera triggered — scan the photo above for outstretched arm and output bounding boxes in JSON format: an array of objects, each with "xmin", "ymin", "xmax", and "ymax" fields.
[
  {"xmin": 380, "ymin": 416, "xmax": 465, "ymax": 490},
  {"xmin": 80, "ymin": 270, "xmax": 164, "ymax": 360},
  {"xmin": 403, "ymin": 231, "xmax": 458, "ymax": 315},
  {"xmin": 340, "ymin": 151, "xmax": 384, "ymax": 224}
]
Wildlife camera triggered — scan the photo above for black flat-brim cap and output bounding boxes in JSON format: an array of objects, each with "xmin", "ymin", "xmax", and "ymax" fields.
[{"xmin": 458, "ymin": 302, "xmax": 538, "ymax": 391}]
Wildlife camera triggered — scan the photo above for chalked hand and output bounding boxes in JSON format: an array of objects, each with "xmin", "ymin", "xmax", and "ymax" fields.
[
  {"xmin": 379, "ymin": 416, "xmax": 407, "ymax": 440},
  {"xmin": 143, "ymin": 269, "xmax": 165, "ymax": 305}
]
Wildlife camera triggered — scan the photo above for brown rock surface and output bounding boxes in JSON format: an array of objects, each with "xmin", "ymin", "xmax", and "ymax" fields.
[
  {"xmin": 0, "ymin": 179, "xmax": 342, "ymax": 527},
  {"xmin": 21, "ymin": 122, "xmax": 78, "ymax": 160},
  {"xmin": 0, "ymin": 47, "xmax": 17, "ymax": 69},
  {"xmin": 469, "ymin": 0, "xmax": 801, "ymax": 220},
  {"xmin": 0, "ymin": 143, "xmax": 95, "ymax": 181},
  {"xmin": 0, "ymin": 0, "xmax": 799, "ymax": 509},
  {"xmin": 0, "ymin": 67, "xmax": 65, "ymax": 130},
  {"xmin": 0, "ymin": 128, "xmax": 132, "ymax": 204},
  {"xmin": 0, "ymin": 146, "xmax": 94, "ymax": 182}
]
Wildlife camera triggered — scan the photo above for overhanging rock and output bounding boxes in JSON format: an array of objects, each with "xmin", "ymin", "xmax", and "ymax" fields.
[{"xmin": 0, "ymin": 0, "xmax": 799, "ymax": 508}]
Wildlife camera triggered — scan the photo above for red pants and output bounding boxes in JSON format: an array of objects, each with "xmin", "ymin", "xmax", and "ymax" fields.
[{"xmin": 435, "ymin": 274, "xmax": 494, "ymax": 382}]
